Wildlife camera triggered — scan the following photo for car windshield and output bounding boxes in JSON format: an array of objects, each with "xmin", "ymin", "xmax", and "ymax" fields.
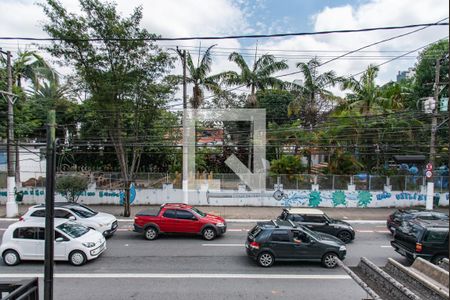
[
  {"xmin": 69, "ymin": 205, "xmax": 98, "ymax": 218},
  {"xmin": 323, "ymin": 214, "xmax": 333, "ymax": 222},
  {"xmin": 301, "ymin": 225, "xmax": 321, "ymax": 240},
  {"xmin": 191, "ymin": 207, "xmax": 206, "ymax": 217},
  {"xmin": 57, "ymin": 222, "xmax": 90, "ymax": 238}
]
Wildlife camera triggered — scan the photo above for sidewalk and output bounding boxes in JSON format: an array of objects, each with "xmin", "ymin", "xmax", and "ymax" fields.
[{"xmin": 1, "ymin": 204, "xmax": 448, "ymax": 220}]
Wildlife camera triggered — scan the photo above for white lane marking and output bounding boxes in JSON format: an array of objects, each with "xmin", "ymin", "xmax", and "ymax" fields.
[
  {"xmin": 380, "ymin": 246, "xmax": 391, "ymax": 248},
  {"xmin": 376, "ymin": 230, "xmax": 390, "ymax": 233},
  {"xmin": 0, "ymin": 228, "xmax": 6, "ymax": 231},
  {"xmin": 202, "ymin": 244, "xmax": 244, "ymax": 247},
  {"xmin": 227, "ymin": 229, "xmax": 242, "ymax": 232},
  {"xmin": 357, "ymin": 230, "xmax": 374, "ymax": 233},
  {"xmin": 0, "ymin": 218, "xmax": 19, "ymax": 221},
  {"xmin": 0, "ymin": 273, "xmax": 351, "ymax": 280}
]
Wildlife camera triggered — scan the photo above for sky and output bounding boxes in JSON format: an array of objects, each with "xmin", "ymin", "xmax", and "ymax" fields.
[{"xmin": 0, "ymin": 0, "xmax": 448, "ymax": 100}]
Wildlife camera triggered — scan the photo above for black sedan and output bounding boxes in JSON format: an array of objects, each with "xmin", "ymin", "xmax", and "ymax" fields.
[{"xmin": 386, "ymin": 209, "xmax": 448, "ymax": 234}]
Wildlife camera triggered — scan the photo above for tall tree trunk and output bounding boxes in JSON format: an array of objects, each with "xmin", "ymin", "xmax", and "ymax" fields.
[{"xmin": 109, "ymin": 115, "xmax": 130, "ymax": 217}]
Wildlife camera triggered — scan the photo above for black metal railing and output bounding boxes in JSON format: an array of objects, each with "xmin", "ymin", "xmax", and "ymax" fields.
[{"xmin": 0, "ymin": 278, "xmax": 39, "ymax": 300}]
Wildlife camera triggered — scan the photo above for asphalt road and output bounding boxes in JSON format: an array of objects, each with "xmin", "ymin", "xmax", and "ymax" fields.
[{"xmin": 0, "ymin": 220, "xmax": 408, "ymax": 300}]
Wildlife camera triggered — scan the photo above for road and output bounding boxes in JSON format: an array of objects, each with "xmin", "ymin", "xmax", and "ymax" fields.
[{"xmin": 0, "ymin": 219, "xmax": 408, "ymax": 300}]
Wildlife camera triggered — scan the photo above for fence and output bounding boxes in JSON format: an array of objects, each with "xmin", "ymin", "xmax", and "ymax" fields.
[{"xmin": 1, "ymin": 171, "xmax": 448, "ymax": 192}]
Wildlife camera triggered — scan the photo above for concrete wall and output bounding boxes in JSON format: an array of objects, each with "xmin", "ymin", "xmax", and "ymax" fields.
[{"xmin": 0, "ymin": 186, "xmax": 449, "ymax": 207}]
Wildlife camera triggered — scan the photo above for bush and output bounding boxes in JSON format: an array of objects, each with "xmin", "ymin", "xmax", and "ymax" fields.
[{"xmin": 56, "ymin": 175, "xmax": 89, "ymax": 203}]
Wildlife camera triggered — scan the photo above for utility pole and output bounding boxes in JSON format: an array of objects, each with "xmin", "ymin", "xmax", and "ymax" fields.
[
  {"xmin": 44, "ymin": 110, "xmax": 56, "ymax": 300},
  {"xmin": 426, "ymin": 57, "xmax": 441, "ymax": 210},
  {"xmin": 1, "ymin": 49, "xmax": 18, "ymax": 217},
  {"xmin": 177, "ymin": 48, "xmax": 189, "ymax": 204}
]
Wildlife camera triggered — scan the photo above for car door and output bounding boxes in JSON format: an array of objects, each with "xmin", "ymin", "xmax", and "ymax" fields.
[
  {"xmin": 174, "ymin": 210, "xmax": 199, "ymax": 233},
  {"xmin": 291, "ymin": 230, "xmax": 323, "ymax": 260},
  {"xmin": 160, "ymin": 209, "xmax": 178, "ymax": 232},
  {"xmin": 12, "ymin": 227, "xmax": 42, "ymax": 259},
  {"xmin": 54, "ymin": 230, "xmax": 69, "ymax": 260},
  {"xmin": 422, "ymin": 229, "xmax": 449, "ymax": 257},
  {"xmin": 302, "ymin": 215, "xmax": 329, "ymax": 234},
  {"xmin": 34, "ymin": 227, "xmax": 46, "ymax": 259},
  {"xmin": 268, "ymin": 230, "xmax": 294, "ymax": 259}
]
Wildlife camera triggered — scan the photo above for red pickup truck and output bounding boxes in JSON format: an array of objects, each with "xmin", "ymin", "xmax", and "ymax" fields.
[{"xmin": 133, "ymin": 203, "xmax": 227, "ymax": 240}]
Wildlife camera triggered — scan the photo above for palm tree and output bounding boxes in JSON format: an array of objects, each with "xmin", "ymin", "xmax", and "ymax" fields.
[
  {"xmin": 176, "ymin": 45, "xmax": 221, "ymax": 109},
  {"xmin": 3, "ymin": 50, "xmax": 58, "ymax": 184},
  {"xmin": 340, "ymin": 65, "xmax": 387, "ymax": 115},
  {"xmin": 287, "ymin": 58, "xmax": 340, "ymax": 173},
  {"xmin": 288, "ymin": 58, "xmax": 339, "ymax": 126},
  {"xmin": 221, "ymin": 53, "xmax": 288, "ymax": 170},
  {"xmin": 12, "ymin": 50, "xmax": 58, "ymax": 89},
  {"xmin": 222, "ymin": 52, "xmax": 288, "ymax": 107}
]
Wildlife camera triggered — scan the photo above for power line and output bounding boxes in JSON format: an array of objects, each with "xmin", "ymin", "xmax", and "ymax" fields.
[{"xmin": 0, "ymin": 22, "xmax": 448, "ymax": 42}]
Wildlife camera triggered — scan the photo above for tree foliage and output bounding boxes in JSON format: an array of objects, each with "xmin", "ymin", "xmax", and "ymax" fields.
[{"xmin": 56, "ymin": 175, "xmax": 89, "ymax": 203}]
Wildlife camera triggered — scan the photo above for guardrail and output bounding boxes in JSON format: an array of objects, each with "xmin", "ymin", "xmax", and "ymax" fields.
[
  {"xmin": 336, "ymin": 258, "xmax": 382, "ymax": 300},
  {"xmin": 438, "ymin": 258, "xmax": 449, "ymax": 272},
  {"xmin": 384, "ymin": 258, "xmax": 448, "ymax": 300},
  {"xmin": 357, "ymin": 257, "xmax": 420, "ymax": 300},
  {"xmin": 0, "ymin": 278, "xmax": 39, "ymax": 300}
]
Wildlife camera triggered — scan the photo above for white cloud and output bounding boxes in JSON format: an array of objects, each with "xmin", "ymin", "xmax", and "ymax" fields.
[{"xmin": 0, "ymin": 0, "xmax": 448, "ymax": 99}]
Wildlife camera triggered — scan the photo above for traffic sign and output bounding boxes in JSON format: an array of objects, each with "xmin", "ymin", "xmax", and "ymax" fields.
[
  {"xmin": 425, "ymin": 170, "xmax": 433, "ymax": 178},
  {"xmin": 426, "ymin": 163, "xmax": 433, "ymax": 171}
]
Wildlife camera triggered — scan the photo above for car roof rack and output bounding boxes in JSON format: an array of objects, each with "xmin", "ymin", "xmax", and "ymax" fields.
[
  {"xmin": 271, "ymin": 220, "xmax": 279, "ymax": 228},
  {"xmin": 288, "ymin": 219, "xmax": 297, "ymax": 228}
]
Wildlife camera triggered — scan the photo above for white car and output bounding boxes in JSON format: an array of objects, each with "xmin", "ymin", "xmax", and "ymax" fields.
[
  {"xmin": 21, "ymin": 202, "xmax": 118, "ymax": 237},
  {"xmin": 1, "ymin": 219, "xmax": 106, "ymax": 266}
]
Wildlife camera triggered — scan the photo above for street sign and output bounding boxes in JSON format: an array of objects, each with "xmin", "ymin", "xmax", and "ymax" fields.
[
  {"xmin": 426, "ymin": 163, "xmax": 433, "ymax": 171},
  {"xmin": 425, "ymin": 170, "xmax": 433, "ymax": 178}
]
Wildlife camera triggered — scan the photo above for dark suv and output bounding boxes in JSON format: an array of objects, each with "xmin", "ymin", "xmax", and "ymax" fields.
[
  {"xmin": 387, "ymin": 209, "xmax": 448, "ymax": 234},
  {"xmin": 278, "ymin": 208, "xmax": 355, "ymax": 243},
  {"xmin": 245, "ymin": 220, "xmax": 347, "ymax": 268},
  {"xmin": 391, "ymin": 219, "xmax": 449, "ymax": 265}
]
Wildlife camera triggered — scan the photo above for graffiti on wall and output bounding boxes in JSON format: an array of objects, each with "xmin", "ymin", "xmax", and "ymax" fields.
[{"xmin": 281, "ymin": 189, "xmax": 430, "ymax": 208}]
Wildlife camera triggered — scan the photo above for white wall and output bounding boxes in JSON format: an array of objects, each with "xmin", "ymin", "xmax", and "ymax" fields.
[{"xmin": 0, "ymin": 187, "xmax": 448, "ymax": 208}]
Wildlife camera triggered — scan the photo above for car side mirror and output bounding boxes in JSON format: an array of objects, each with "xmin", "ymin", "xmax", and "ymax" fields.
[
  {"xmin": 309, "ymin": 239, "xmax": 315, "ymax": 244},
  {"xmin": 68, "ymin": 216, "xmax": 76, "ymax": 221},
  {"xmin": 55, "ymin": 237, "xmax": 64, "ymax": 242}
]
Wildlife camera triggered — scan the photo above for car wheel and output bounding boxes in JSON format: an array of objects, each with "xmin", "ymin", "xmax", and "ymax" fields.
[
  {"xmin": 69, "ymin": 250, "xmax": 87, "ymax": 266},
  {"xmin": 2, "ymin": 250, "xmax": 20, "ymax": 266},
  {"xmin": 257, "ymin": 252, "xmax": 275, "ymax": 268},
  {"xmin": 202, "ymin": 227, "xmax": 217, "ymax": 240},
  {"xmin": 322, "ymin": 252, "xmax": 338, "ymax": 268},
  {"xmin": 337, "ymin": 231, "xmax": 352, "ymax": 243},
  {"xmin": 431, "ymin": 255, "xmax": 447, "ymax": 266},
  {"xmin": 144, "ymin": 226, "xmax": 158, "ymax": 240}
]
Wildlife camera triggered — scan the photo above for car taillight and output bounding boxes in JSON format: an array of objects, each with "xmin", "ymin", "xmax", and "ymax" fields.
[
  {"xmin": 249, "ymin": 241, "xmax": 260, "ymax": 249},
  {"xmin": 415, "ymin": 243, "xmax": 423, "ymax": 253},
  {"xmin": 19, "ymin": 216, "xmax": 24, "ymax": 221}
]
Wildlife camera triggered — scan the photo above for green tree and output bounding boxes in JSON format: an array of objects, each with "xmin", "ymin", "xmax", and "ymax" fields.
[
  {"xmin": 177, "ymin": 45, "xmax": 221, "ymax": 109},
  {"xmin": 340, "ymin": 65, "xmax": 387, "ymax": 115},
  {"xmin": 56, "ymin": 175, "xmax": 89, "ymax": 203},
  {"xmin": 288, "ymin": 58, "xmax": 340, "ymax": 126},
  {"xmin": 269, "ymin": 155, "xmax": 305, "ymax": 177},
  {"xmin": 41, "ymin": 0, "xmax": 174, "ymax": 216},
  {"xmin": 287, "ymin": 58, "xmax": 340, "ymax": 173},
  {"xmin": 257, "ymin": 89, "xmax": 293, "ymax": 125},
  {"xmin": 413, "ymin": 39, "xmax": 449, "ymax": 99},
  {"xmin": 222, "ymin": 53, "xmax": 288, "ymax": 170},
  {"xmin": 222, "ymin": 53, "xmax": 288, "ymax": 106}
]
